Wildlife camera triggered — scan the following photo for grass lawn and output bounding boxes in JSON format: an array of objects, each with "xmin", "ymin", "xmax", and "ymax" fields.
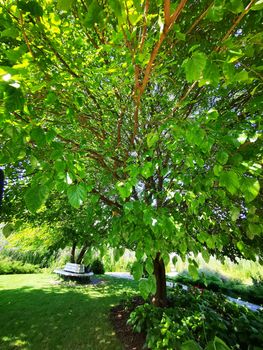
[{"xmin": 0, "ymin": 273, "xmax": 138, "ymax": 350}]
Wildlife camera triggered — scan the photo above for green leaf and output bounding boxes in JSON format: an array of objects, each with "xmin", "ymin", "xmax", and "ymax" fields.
[
  {"xmin": 182, "ymin": 340, "xmax": 202, "ymax": 350},
  {"xmin": 2, "ymin": 223, "xmax": 14, "ymax": 238},
  {"xmin": 108, "ymin": 0, "xmax": 123, "ymax": 18},
  {"xmin": 206, "ymin": 336, "xmax": 231, "ymax": 350},
  {"xmin": 57, "ymin": 0, "xmax": 75, "ymax": 11},
  {"xmin": 67, "ymin": 184, "xmax": 87, "ymax": 208},
  {"xmin": 219, "ymin": 171, "xmax": 240, "ymax": 195},
  {"xmin": 4, "ymin": 85, "xmax": 24, "ymax": 112},
  {"xmin": 147, "ymin": 132, "xmax": 159, "ymax": 148},
  {"xmin": 216, "ymin": 151, "xmax": 229, "ymax": 165},
  {"xmin": 18, "ymin": 1, "xmax": 43, "ymax": 17},
  {"xmin": 202, "ymin": 249, "xmax": 210, "ymax": 263},
  {"xmin": 241, "ymin": 178, "xmax": 260, "ymax": 202},
  {"xmin": 248, "ymin": 223, "xmax": 261, "ymax": 239},
  {"xmin": 132, "ymin": 261, "xmax": 143, "ymax": 281},
  {"xmin": 175, "ymin": 192, "xmax": 182, "ymax": 204},
  {"xmin": 188, "ymin": 264, "xmax": 199, "ymax": 280},
  {"xmin": 116, "ymin": 181, "xmax": 133, "ymax": 199},
  {"xmin": 252, "ymin": 0, "xmax": 263, "ymax": 10},
  {"xmin": 1, "ymin": 28, "xmax": 19, "ymax": 38},
  {"xmin": 230, "ymin": 207, "xmax": 240, "ymax": 221},
  {"xmin": 227, "ymin": 0, "xmax": 244, "ymax": 14},
  {"xmin": 30, "ymin": 127, "xmax": 46, "ymax": 147},
  {"xmin": 201, "ymin": 61, "xmax": 220, "ymax": 87},
  {"xmin": 182, "ymin": 51, "xmax": 207, "ymax": 82},
  {"xmin": 84, "ymin": 0, "xmax": 103, "ymax": 27},
  {"xmin": 25, "ymin": 184, "xmax": 49, "ymax": 213},
  {"xmin": 206, "ymin": 5, "xmax": 225, "ymax": 22},
  {"xmin": 139, "ymin": 276, "xmax": 156, "ymax": 299},
  {"xmin": 141, "ymin": 162, "xmax": 153, "ymax": 179},
  {"xmin": 213, "ymin": 164, "xmax": 223, "ymax": 176},
  {"xmin": 236, "ymin": 70, "xmax": 249, "ymax": 82}
]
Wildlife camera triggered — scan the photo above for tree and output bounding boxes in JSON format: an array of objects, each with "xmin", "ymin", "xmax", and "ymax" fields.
[{"xmin": 0, "ymin": 0, "xmax": 262, "ymax": 306}]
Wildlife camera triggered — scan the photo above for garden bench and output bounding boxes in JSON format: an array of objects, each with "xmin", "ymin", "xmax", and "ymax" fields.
[{"xmin": 54, "ymin": 263, "xmax": 93, "ymax": 282}]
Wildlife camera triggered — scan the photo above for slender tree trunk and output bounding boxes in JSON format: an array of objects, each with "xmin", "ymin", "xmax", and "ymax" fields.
[
  {"xmin": 152, "ymin": 252, "xmax": 167, "ymax": 307},
  {"xmin": 70, "ymin": 242, "xmax": 77, "ymax": 263},
  {"xmin": 76, "ymin": 244, "xmax": 88, "ymax": 264}
]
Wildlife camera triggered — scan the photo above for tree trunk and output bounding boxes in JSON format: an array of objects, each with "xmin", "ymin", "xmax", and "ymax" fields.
[
  {"xmin": 70, "ymin": 242, "xmax": 77, "ymax": 263},
  {"xmin": 76, "ymin": 244, "xmax": 88, "ymax": 264},
  {"xmin": 152, "ymin": 252, "xmax": 167, "ymax": 307}
]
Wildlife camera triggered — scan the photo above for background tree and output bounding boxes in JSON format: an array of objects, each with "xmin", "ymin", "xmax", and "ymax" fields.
[{"xmin": 0, "ymin": 0, "xmax": 262, "ymax": 306}]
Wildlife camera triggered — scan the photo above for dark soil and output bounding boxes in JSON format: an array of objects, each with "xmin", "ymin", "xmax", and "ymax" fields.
[{"xmin": 110, "ymin": 296, "xmax": 148, "ymax": 350}]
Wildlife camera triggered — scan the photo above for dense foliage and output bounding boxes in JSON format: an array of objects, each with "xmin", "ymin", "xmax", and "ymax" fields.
[
  {"xmin": 1, "ymin": 0, "xmax": 262, "ymax": 304},
  {"xmin": 128, "ymin": 286, "xmax": 263, "ymax": 349},
  {"xmin": 91, "ymin": 258, "xmax": 105, "ymax": 274},
  {"xmin": 171, "ymin": 270, "xmax": 263, "ymax": 305},
  {"xmin": 0, "ymin": 257, "xmax": 40, "ymax": 274}
]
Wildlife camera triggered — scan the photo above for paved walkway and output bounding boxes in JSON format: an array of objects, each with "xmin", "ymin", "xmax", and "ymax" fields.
[{"xmin": 106, "ymin": 272, "xmax": 262, "ymax": 312}]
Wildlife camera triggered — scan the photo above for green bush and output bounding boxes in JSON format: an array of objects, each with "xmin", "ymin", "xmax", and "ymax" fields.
[
  {"xmin": 0, "ymin": 257, "xmax": 40, "ymax": 274},
  {"xmin": 173, "ymin": 270, "xmax": 263, "ymax": 305},
  {"xmin": 128, "ymin": 287, "xmax": 263, "ymax": 350},
  {"xmin": 91, "ymin": 259, "xmax": 105, "ymax": 274}
]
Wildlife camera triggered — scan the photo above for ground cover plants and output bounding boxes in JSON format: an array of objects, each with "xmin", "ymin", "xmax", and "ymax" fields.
[{"xmin": 128, "ymin": 286, "xmax": 263, "ymax": 350}]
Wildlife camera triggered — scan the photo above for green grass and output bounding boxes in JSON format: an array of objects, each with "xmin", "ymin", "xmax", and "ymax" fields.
[{"xmin": 0, "ymin": 273, "xmax": 138, "ymax": 350}]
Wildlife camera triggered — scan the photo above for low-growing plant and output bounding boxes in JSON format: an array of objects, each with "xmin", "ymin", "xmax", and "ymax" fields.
[
  {"xmin": 172, "ymin": 270, "xmax": 263, "ymax": 305},
  {"xmin": 128, "ymin": 286, "xmax": 263, "ymax": 350},
  {"xmin": 0, "ymin": 257, "xmax": 40, "ymax": 274}
]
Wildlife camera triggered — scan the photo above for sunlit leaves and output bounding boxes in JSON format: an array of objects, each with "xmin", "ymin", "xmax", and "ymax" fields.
[
  {"xmin": 183, "ymin": 51, "xmax": 207, "ymax": 82},
  {"xmin": 147, "ymin": 132, "xmax": 159, "ymax": 148},
  {"xmin": 241, "ymin": 178, "xmax": 260, "ymax": 202},
  {"xmin": 219, "ymin": 171, "xmax": 240, "ymax": 195},
  {"xmin": 57, "ymin": 0, "xmax": 75, "ymax": 11},
  {"xmin": 216, "ymin": 151, "xmax": 229, "ymax": 165},
  {"xmin": 67, "ymin": 184, "xmax": 87, "ymax": 208},
  {"xmin": 116, "ymin": 181, "xmax": 133, "ymax": 200}
]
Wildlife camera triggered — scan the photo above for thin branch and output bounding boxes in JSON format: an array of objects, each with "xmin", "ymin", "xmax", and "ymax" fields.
[
  {"xmin": 216, "ymin": 0, "xmax": 256, "ymax": 51},
  {"xmin": 19, "ymin": 12, "xmax": 35, "ymax": 58},
  {"xmin": 140, "ymin": 0, "xmax": 150, "ymax": 52},
  {"xmin": 91, "ymin": 189, "xmax": 122, "ymax": 209}
]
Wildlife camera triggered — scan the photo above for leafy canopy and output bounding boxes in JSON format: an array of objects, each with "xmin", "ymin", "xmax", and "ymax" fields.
[{"xmin": 0, "ymin": 0, "xmax": 262, "ymax": 291}]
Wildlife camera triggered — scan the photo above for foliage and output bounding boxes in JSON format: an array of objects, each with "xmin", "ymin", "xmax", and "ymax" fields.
[
  {"xmin": 1, "ymin": 0, "xmax": 263, "ymax": 303},
  {"xmin": 128, "ymin": 286, "xmax": 263, "ymax": 350},
  {"xmin": 0, "ymin": 257, "xmax": 40, "ymax": 274},
  {"xmin": 91, "ymin": 259, "xmax": 105, "ymax": 274},
  {"xmin": 171, "ymin": 270, "xmax": 263, "ymax": 304}
]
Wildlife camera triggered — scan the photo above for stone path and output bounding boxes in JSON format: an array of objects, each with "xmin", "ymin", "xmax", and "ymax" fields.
[{"xmin": 106, "ymin": 272, "xmax": 262, "ymax": 312}]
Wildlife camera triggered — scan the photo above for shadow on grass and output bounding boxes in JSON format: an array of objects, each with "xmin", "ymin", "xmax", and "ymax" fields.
[{"xmin": 0, "ymin": 278, "xmax": 138, "ymax": 350}]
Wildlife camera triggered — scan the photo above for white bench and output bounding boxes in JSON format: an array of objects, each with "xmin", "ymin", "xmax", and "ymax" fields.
[{"xmin": 54, "ymin": 263, "xmax": 93, "ymax": 281}]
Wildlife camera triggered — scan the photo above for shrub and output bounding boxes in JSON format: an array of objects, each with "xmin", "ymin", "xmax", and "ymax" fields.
[
  {"xmin": 128, "ymin": 287, "xmax": 263, "ymax": 350},
  {"xmin": 0, "ymin": 257, "xmax": 40, "ymax": 274},
  {"xmin": 91, "ymin": 259, "xmax": 105, "ymax": 274},
  {"xmin": 173, "ymin": 270, "xmax": 263, "ymax": 305}
]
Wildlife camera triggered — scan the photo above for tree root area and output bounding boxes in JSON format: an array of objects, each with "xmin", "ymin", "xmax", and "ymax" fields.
[{"xmin": 110, "ymin": 297, "xmax": 148, "ymax": 350}]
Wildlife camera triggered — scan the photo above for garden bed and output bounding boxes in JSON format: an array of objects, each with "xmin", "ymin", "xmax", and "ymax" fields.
[{"xmin": 120, "ymin": 286, "xmax": 263, "ymax": 350}]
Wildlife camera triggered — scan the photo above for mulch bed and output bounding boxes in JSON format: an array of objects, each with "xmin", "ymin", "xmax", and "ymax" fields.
[{"xmin": 110, "ymin": 296, "xmax": 148, "ymax": 350}]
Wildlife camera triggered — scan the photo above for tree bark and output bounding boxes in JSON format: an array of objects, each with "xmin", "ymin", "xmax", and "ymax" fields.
[
  {"xmin": 76, "ymin": 244, "xmax": 88, "ymax": 264},
  {"xmin": 152, "ymin": 252, "xmax": 167, "ymax": 307},
  {"xmin": 70, "ymin": 242, "xmax": 77, "ymax": 263}
]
